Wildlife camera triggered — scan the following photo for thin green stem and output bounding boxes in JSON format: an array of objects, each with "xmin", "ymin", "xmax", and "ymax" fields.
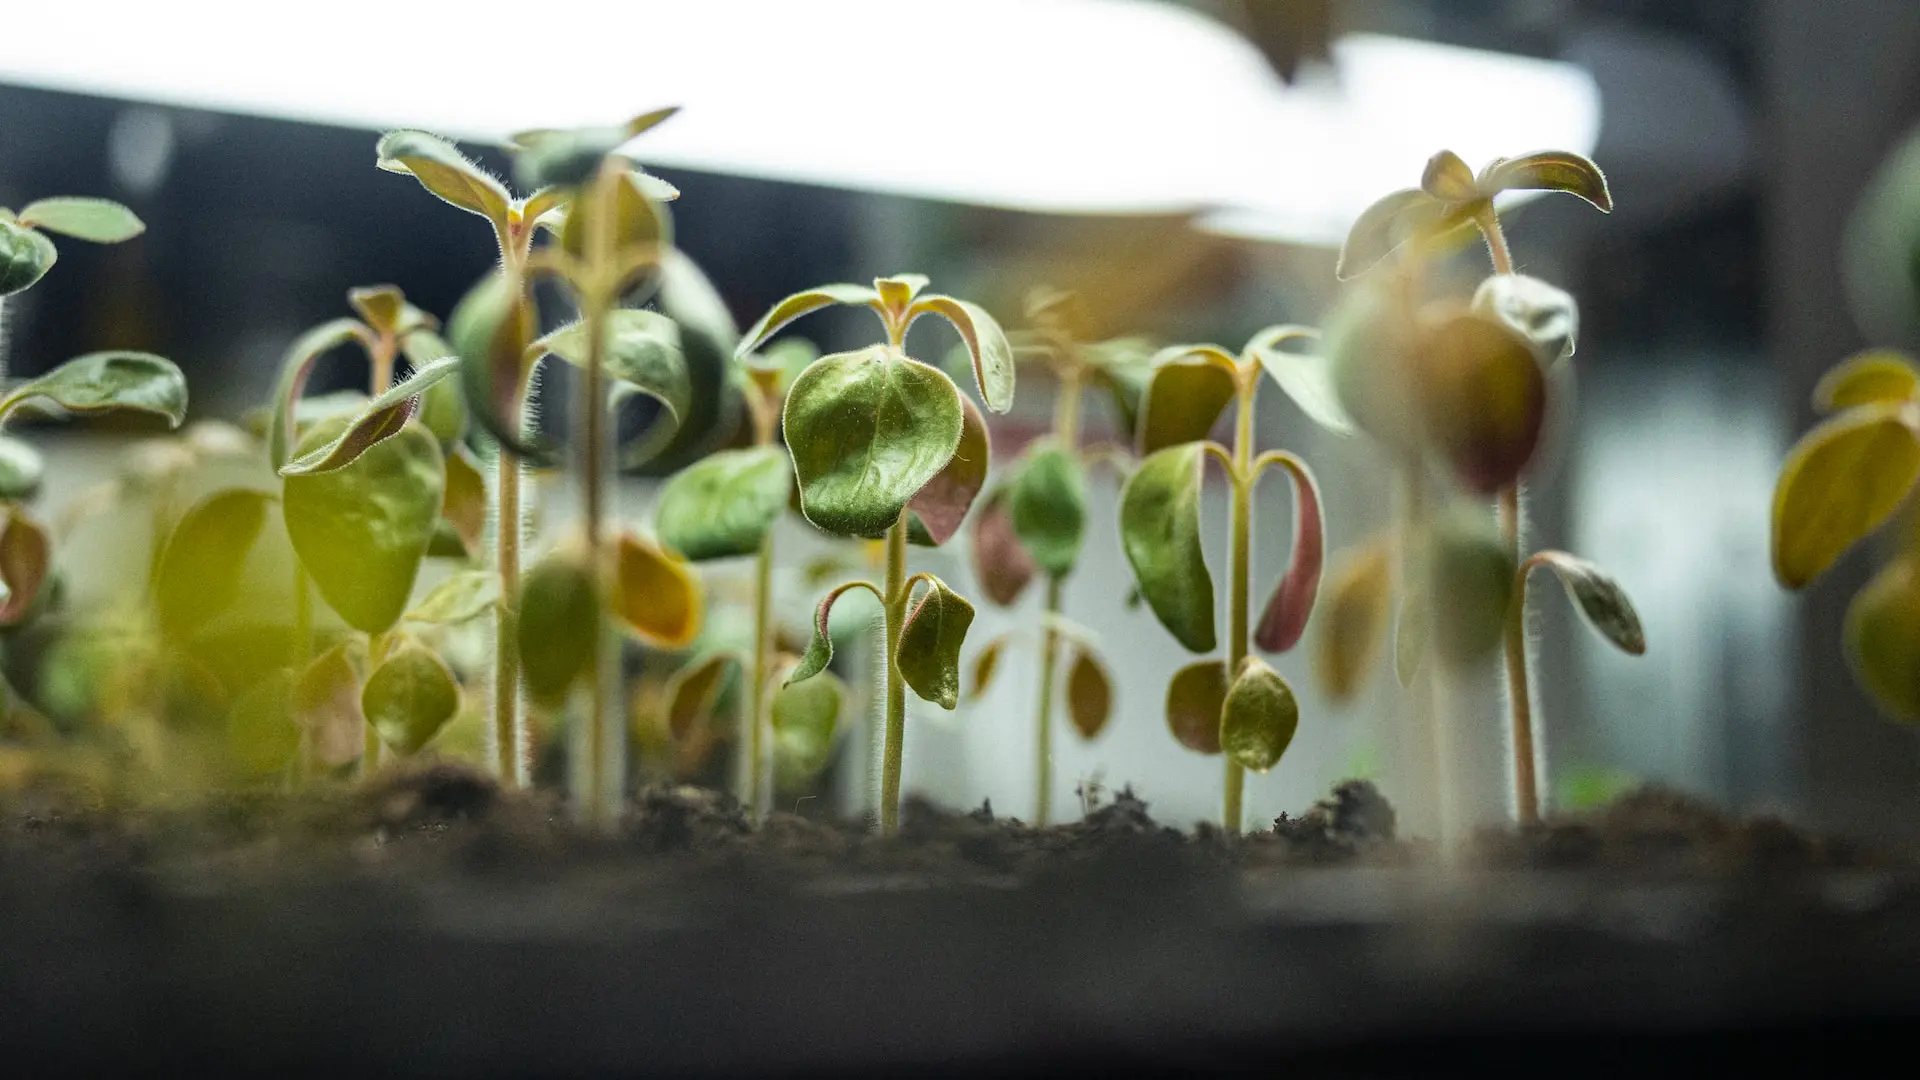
[
  {"xmin": 1500, "ymin": 484, "xmax": 1539, "ymax": 824},
  {"xmin": 1223, "ymin": 368, "xmax": 1257, "ymax": 834},
  {"xmin": 1033, "ymin": 574, "xmax": 1062, "ymax": 826},
  {"xmin": 879, "ymin": 508, "xmax": 910, "ymax": 833},
  {"xmin": 747, "ymin": 532, "xmax": 775, "ymax": 820},
  {"xmin": 363, "ymin": 630, "xmax": 390, "ymax": 779}
]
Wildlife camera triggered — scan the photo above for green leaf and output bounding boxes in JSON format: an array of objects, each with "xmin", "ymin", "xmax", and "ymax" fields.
[
  {"xmin": 1119, "ymin": 443, "xmax": 1215, "ymax": 653},
  {"xmin": 448, "ymin": 270, "xmax": 552, "ymax": 465},
  {"xmin": 0, "ymin": 435, "xmax": 45, "ymax": 499},
  {"xmin": 1529, "ymin": 552, "xmax": 1646, "ymax": 655},
  {"xmin": 268, "ymin": 317, "xmax": 366, "ymax": 470},
  {"xmin": 1008, "ymin": 440, "xmax": 1087, "ymax": 577},
  {"xmin": 1313, "ymin": 538, "xmax": 1391, "ymax": 702},
  {"xmin": 402, "ymin": 330, "xmax": 470, "ymax": 446},
  {"xmin": 1252, "ymin": 457, "xmax": 1324, "ymax": 653},
  {"xmin": 1472, "ymin": 274, "xmax": 1579, "ymax": 366},
  {"xmin": 517, "ymin": 551, "xmax": 599, "ymax": 707},
  {"xmin": 533, "ymin": 309, "xmax": 692, "ymax": 449},
  {"xmin": 613, "ymin": 531, "xmax": 703, "ymax": 648},
  {"xmin": 968, "ymin": 487, "xmax": 1037, "ymax": 606},
  {"xmin": 439, "ymin": 443, "xmax": 487, "ymax": 559},
  {"xmin": 1220, "ymin": 658, "xmax": 1299, "ymax": 773},
  {"xmin": 559, "ymin": 170, "xmax": 672, "ymax": 267},
  {"xmin": 773, "ymin": 670, "xmax": 844, "ymax": 793},
  {"xmin": 0, "ymin": 219, "xmax": 57, "ymax": 296},
  {"xmin": 279, "ymin": 355, "xmax": 460, "ymax": 475},
  {"xmin": 1814, "ymin": 350, "xmax": 1920, "ymax": 413},
  {"xmin": 1138, "ymin": 348, "xmax": 1237, "ymax": 455},
  {"xmin": 1420, "ymin": 150, "xmax": 1479, "ymax": 202},
  {"xmin": 0, "ymin": 351, "xmax": 187, "ymax": 428},
  {"xmin": 16, "ymin": 197, "xmax": 144, "ymax": 243},
  {"xmin": 1772, "ymin": 402, "xmax": 1920, "ymax": 589},
  {"xmin": 295, "ymin": 641, "xmax": 367, "ymax": 767},
  {"xmin": 907, "ymin": 394, "xmax": 989, "ymax": 547},
  {"xmin": 0, "ymin": 507, "xmax": 51, "ymax": 626},
  {"xmin": 1429, "ymin": 513, "xmax": 1516, "ymax": 667},
  {"xmin": 787, "ymin": 581, "xmax": 879, "ymax": 686},
  {"xmin": 225, "ymin": 670, "xmax": 300, "ymax": 778},
  {"xmin": 1847, "ymin": 557, "xmax": 1920, "ymax": 722},
  {"xmin": 1065, "ymin": 646, "xmax": 1112, "ymax": 739},
  {"xmin": 151, "ymin": 489, "xmax": 271, "ymax": 641},
  {"xmin": 406, "ymin": 570, "xmax": 500, "ymax": 625},
  {"xmin": 283, "ymin": 417, "xmax": 445, "ymax": 634},
  {"xmin": 1415, "ymin": 311, "xmax": 1546, "ymax": 494},
  {"xmin": 1166, "ymin": 658, "xmax": 1228, "ymax": 754},
  {"xmin": 665, "ymin": 652, "xmax": 737, "ymax": 740},
  {"xmin": 375, "ymin": 129, "xmax": 511, "ymax": 225},
  {"xmin": 783, "ymin": 345, "xmax": 966, "ymax": 537},
  {"xmin": 1250, "ymin": 325, "xmax": 1353, "ymax": 435},
  {"xmin": 736, "ymin": 284, "xmax": 881, "ymax": 359},
  {"xmin": 909, "ymin": 295, "xmax": 1016, "ymax": 414},
  {"xmin": 897, "ymin": 575, "xmax": 976, "ymax": 709},
  {"xmin": 363, "ymin": 638, "xmax": 460, "ymax": 755},
  {"xmin": 655, "ymin": 445, "xmax": 792, "ymax": 561},
  {"xmin": 966, "ymin": 632, "xmax": 1015, "ymax": 701},
  {"xmin": 1478, "ymin": 150, "xmax": 1613, "ymax": 213}
]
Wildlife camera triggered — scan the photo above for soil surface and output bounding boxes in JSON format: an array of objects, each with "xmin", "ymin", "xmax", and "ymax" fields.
[{"xmin": 0, "ymin": 767, "xmax": 1913, "ymax": 1076}]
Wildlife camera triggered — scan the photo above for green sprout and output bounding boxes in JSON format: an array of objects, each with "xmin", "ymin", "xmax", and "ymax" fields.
[
  {"xmin": 735, "ymin": 273, "xmax": 1014, "ymax": 833},
  {"xmin": 1116, "ymin": 327, "xmax": 1327, "ymax": 833}
]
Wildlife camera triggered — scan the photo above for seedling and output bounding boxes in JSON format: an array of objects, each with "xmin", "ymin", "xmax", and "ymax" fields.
[
  {"xmin": 966, "ymin": 287, "xmax": 1151, "ymax": 825},
  {"xmin": 1116, "ymin": 328, "xmax": 1327, "ymax": 833},
  {"xmin": 1771, "ymin": 348, "xmax": 1920, "ymax": 722},
  {"xmin": 734, "ymin": 273, "xmax": 1014, "ymax": 832},
  {"xmin": 1327, "ymin": 149, "xmax": 1646, "ymax": 824}
]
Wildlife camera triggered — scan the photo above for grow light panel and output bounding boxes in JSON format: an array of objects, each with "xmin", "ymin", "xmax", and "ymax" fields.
[{"xmin": 0, "ymin": 0, "xmax": 1597, "ymax": 239}]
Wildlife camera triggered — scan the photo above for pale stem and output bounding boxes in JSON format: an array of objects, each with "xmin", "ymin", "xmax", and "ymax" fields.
[
  {"xmin": 1500, "ymin": 484, "xmax": 1539, "ymax": 824},
  {"xmin": 879, "ymin": 508, "xmax": 909, "ymax": 834},
  {"xmin": 492, "ymin": 235, "xmax": 536, "ymax": 790},
  {"xmin": 1031, "ymin": 362, "xmax": 1084, "ymax": 828},
  {"xmin": 1222, "ymin": 366, "xmax": 1258, "ymax": 834}
]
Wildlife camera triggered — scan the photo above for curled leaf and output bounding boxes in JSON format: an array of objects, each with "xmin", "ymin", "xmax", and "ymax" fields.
[
  {"xmin": 402, "ymin": 330, "xmax": 470, "ymax": 446},
  {"xmin": 517, "ymin": 550, "xmax": 599, "ymax": 707},
  {"xmin": 280, "ymin": 355, "xmax": 459, "ymax": 475},
  {"xmin": 0, "ymin": 352, "xmax": 187, "ymax": 429},
  {"xmin": 1166, "ymin": 658, "xmax": 1228, "ymax": 755},
  {"xmin": 1421, "ymin": 150, "xmax": 1478, "ymax": 202},
  {"xmin": 736, "ymin": 283, "xmax": 881, "ymax": 359},
  {"xmin": 656, "ymin": 446, "xmax": 792, "ymax": 561},
  {"xmin": 363, "ymin": 638, "xmax": 460, "ymax": 755},
  {"xmin": 1335, "ymin": 188, "xmax": 1473, "ymax": 281},
  {"xmin": 1119, "ymin": 443, "xmax": 1215, "ymax": 653},
  {"xmin": 787, "ymin": 581, "xmax": 879, "ymax": 686},
  {"xmin": 1814, "ymin": 350, "xmax": 1920, "ymax": 413},
  {"xmin": 1065, "ymin": 647, "xmax": 1113, "ymax": 740},
  {"xmin": 268, "ymin": 317, "xmax": 366, "ymax": 470},
  {"xmin": 1313, "ymin": 539, "xmax": 1392, "ymax": 702},
  {"xmin": 1771, "ymin": 402, "xmax": 1920, "ymax": 589},
  {"xmin": 0, "ymin": 219, "xmax": 57, "ymax": 296},
  {"xmin": 1221, "ymin": 657, "xmax": 1299, "ymax": 773},
  {"xmin": 897, "ymin": 575, "xmax": 976, "ymax": 709},
  {"xmin": 1478, "ymin": 150, "xmax": 1613, "ymax": 213},
  {"xmin": 1008, "ymin": 440, "xmax": 1087, "ymax": 577},
  {"xmin": 665, "ymin": 652, "xmax": 736, "ymax": 740},
  {"xmin": 969, "ymin": 487, "xmax": 1037, "ymax": 607},
  {"xmin": 1472, "ymin": 274, "xmax": 1579, "ymax": 366},
  {"xmin": 907, "ymin": 393, "xmax": 989, "ymax": 547},
  {"xmin": 966, "ymin": 632, "xmax": 1015, "ymax": 701},
  {"xmin": 909, "ymin": 295, "xmax": 1016, "ymax": 414},
  {"xmin": 1253, "ymin": 457, "xmax": 1324, "ymax": 653},
  {"xmin": 1138, "ymin": 348, "xmax": 1237, "ymax": 455},
  {"xmin": 0, "ymin": 508, "xmax": 52, "ymax": 626},
  {"xmin": 17, "ymin": 197, "xmax": 144, "ymax": 243},
  {"xmin": 448, "ymin": 270, "xmax": 551, "ymax": 464},
  {"xmin": 1528, "ymin": 552, "xmax": 1646, "ymax": 655},
  {"xmin": 1846, "ymin": 557, "xmax": 1920, "ymax": 722},
  {"xmin": 151, "ymin": 489, "xmax": 270, "ymax": 641},
  {"xmin": 614, "ymin": 531, "xmax": 703, "ymax": 648},
  {"xmin": 376, "ymin": 129, "xmax": 510, "ymax": 225}
]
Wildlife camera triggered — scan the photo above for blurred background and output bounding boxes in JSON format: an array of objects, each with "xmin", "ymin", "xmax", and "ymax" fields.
[{"xmin": 2, "ymin": 0, "xmax": 1917, "ymax": 842}]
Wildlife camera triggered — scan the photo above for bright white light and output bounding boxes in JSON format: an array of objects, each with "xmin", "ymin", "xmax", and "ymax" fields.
[{"xmin": 1, "ymin": 1, "xmax": 1597, "ymax": 241}]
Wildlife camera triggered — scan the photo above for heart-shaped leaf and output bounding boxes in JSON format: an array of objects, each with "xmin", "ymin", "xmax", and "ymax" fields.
[
  {"xmin": 966, "ymin": 632, "xmax": 1015, "ymax": 701},
  {"xmin": 908, "ymin": 295, "xmax": 1016, "ymax": 414},
  {"xmin": 907, "ymin": 393, "xmax": 989, "ymax": 547},
  {"xmin": 1250, "ymin": 325, "xmax": 1353, "ymax": 435},
  {"xmin": 1478, "ymin": 150, "xmax": 1613, "ymax": 213},
  {"xmin": 225, "ymin": 670, "xmax": 300, "ymax": 777},
  {"xmin": 1008, "ymin": 440, "xmax": 1087, "ymax": 577},
  {"xmin": 897, "ymin": 575, "xmax": 975, "ymax": 709},
  {"xmin": 439, "ymin": 443, "xmax": 487, "ymax": 559},
  {"xmin": 1221, "ymin": 657, "xmax": 1299, "ymax": 772},
  {"xmin": 1472, "ymin": 274, "xmax": 1579, "ymax": 366},
  {"xmin": 268, "ymin": 317, "xmax": 367, "ymax": 469},
  {"xmin": 1421, "ymin": 150, "xmax": 1479, "ymax": 202},
  {"xmin": 1119, "ymin": 443, "xmax": 1215, "ymax": 653},
  {"xmin": 406, "ymin": 570, "xmax": 500, "ymax": 625},
  {"xmin": 376, "ymin": 129, "xmax": 511, "ymax": 225},
  {"xmin": 968, "ymin": 487, "xmax": 1037, "ymax": 606},
  {"xmin": 448, "ymin": 270, "xmax": 551, "ymax": 465},
  {"xmin": 1847, "ymin": 557, "xmax": 1920, "ymax": 722},
  {"xmin": 1253, "ymin": 457, "xmax": 1325, "ymax": 653},
  {"xmin": 1773, "ymin": 402, "xmax": 1920, "ymax": 589},
  {"xmin": 280, "ymin": 355, "xmax": 459, "ymax": 475},
  {"xmin": 613, "ymin": 531, "xmax": 703, "ymax": 648},
  {"xmin": 283, "ymin": 418, "xmax": 445, "ymax": 634},
  {"xmin": 783, "ymin": 345, "xmax": 966, "ymax": 538},
  {"xmin": 1815, "ymin": 349, "xmax": 1920, "ymax": 413},
  {"xmin": 0, "ymin": 219, "xmax": 57, "ymax": 296},
  {"xmin": 737, "ymin": 284, "xmax": 882, "ymax": 359},
  {"xmin": 363, "ymin": 638, "xmax": 460, "ymax": 754},
  {"xmin": 0, "ymin": 351, "xmax": 187, "ymax": 428},
  {"xmin": 1429, "ymin": 513, "xmax": 1517, "ymax": 666},
  {"xmin": 1415, "ymin": 311, "xmax": 1547, "ymax": 494},
  {"xmin": 1138, "ymin": 348, "xmax": 1237, "ymax": 455},
  {"xmin": 295, "ymin": 641, "xmax": 367, "ymax": 768},
  {"xmin": 1166, "ymin": 658, "xmax": 1228, "ymax": 754},
  {"xmin": 1065, "ymin": 646, "xmax": 1113, "ymax": 740},
  {"xmin": 534, "ymin": 309, "xmax": 692, "ymax": 452},
  {"xmin": 656, "ymin": 445, "xmax": 792, "ymax": 561},
  {"xmin": 1313, "ymin": 538, "xmax": 1391, "ymax": 702},
  {"xmin": 401, "ymin": 329, "xmax": 469, "ymax": 446},
  {"xmin": 1529, "ymin": 552, "xmax": 1646, "ymax": 655},
  {"xmin": 0, "ymin": 435, "xmax": 45, "ymax": 499},
  {"xmin": 152, "ymin": 489, "xmax": 271, "ymax": 641},
  {"xmin": 0, "ymin": 507, "xmax": 52, "ymax": 626},
  {"xmin": 17, "ymin": 196, "xmax": 144, "ymax": 243},
  {"xmin": 665, "ymin": 652, "xmax": 737, "ymax": 740},
  {"xmin": 787, "ymin": 580, "xmax": 879, "ymax": 686},
  {"xmin": 773, "ymin": 669, "xmax": 845, "ymax": 792}
]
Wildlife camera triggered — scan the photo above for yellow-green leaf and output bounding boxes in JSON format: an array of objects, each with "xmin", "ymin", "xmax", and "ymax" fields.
[
  {"xmin": 1772, "ymin": 402, "xmax": 1920, "ymax": 589},
  {"xmin": 517, "ymin": 550, "xmax": 598, "ymax": 707},
  {"xmin": 407, "ymin": 570, "xmax": 500, "ymax": 625},
  {"xmin": 225, "ymin": 670, "xmax": 300, "ymax": 778},
  {"xmin": 1008, "ymin": 440, "xmax": 1087, "ymax": 577},
  {"xmin": 295, "ymin": 642, "xmax": 366, "ymax": 768},
  {"xmin": 402, "ymin": 329, "xmax": 469, "ymax": 446},
  {"xmin": 1138, "ymin": 347, "xmax": 1237, "ymax": 455},
  {"xmin": 656, "ymin": 446, "xmax": 792, "ymax": 561},
  {"xmin": 897, "ymin": 575, "xmax": 975, "ymax": 710},
  {"xmin": 0, "ymin": 436, "xmax": 44, "ymax": 500},
  {"xmin": 1065, "ymin": 647, "xmax": 1112, "ymax": 740},
  {"xmin": 1119, "ymin": 443, "xmax": 1215, "ymax": 653},
  {"xmin": 280, "ymin": 355, "xmax": 459, "ymax": 475},
  {"xmin": 448, "ymin": 270, "xmax": 551, "ymax": 465},
  {"xmin": 1814, "ymin": 350, "xmax": 1920, "ymax": 413},
  {"xmin": 1420, "ymin": 150, "xmax": 1478, "ymax": 202},
  {"xmin": 1529, "ymin": 552, "xmax": 1646, "ymax": 655},
  {"xmin": 0, "ymin": 507, "xmax": 51, "ymax": 626},
  {"xmin": 151, "ymin": 489, "xmax": 271, "ymax": 641},
  {"xmin": 1220, "ymin": 657, "xmax": 1299, "ymax": 772},
  {"xmin": 1846, "ymin": 557, "xmax": 1920, "ymax": 722},
  {"xmin": 376, "ymin": 129, "xmax": 511, "ymax": 225},
  {"xmin": 1166, "ymin": 658, "xmax": 1228, "ymax": 755},
  {"xmin": 0, "ymin": 218, "xmax": 57, "ymax": 296},
  {"xmin": 559, "ymin": 170, "xmax": 672, "ymax": 268},
  {"xmin": 1313, "ymin": 538, "xmax": 1392, "ymax": 702},
  {"xmin": 909, "ymin": 295, "xmax": 1016, "ymax": 414},
  {"xmin": 665, "ymin": 653, "xmax": 736, "ymax": 740},
  {"xmin": 268, "ymin": 317, "xmax": 366, "ymax": 470},
  {"xmin": 17, "ymin": 196, "xmax": 144, "ymax": 243},
  {"xmin": 613, "ymin": 530, "xmax": 703, "ymax": 648},
  {"xmin": 363, "ymin": 638, "xmax": 460, "ymax": 755},
  {"xmin": 736, "ymin": 284, "xmax": 881, "ymax": 360},
  {"xmin": 1335, "ymin": 188, "xmax": 1472, "ymax": 280},
  {"xmin": 0, "ymin": 351, "xmax": 187, "ymax": 429},
  {"xmin": 1478, "ymin": 150, "xmax": 1613, "ymax": 213}
]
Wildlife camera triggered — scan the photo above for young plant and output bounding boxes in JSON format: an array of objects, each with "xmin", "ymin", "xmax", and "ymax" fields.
[
  {"xmin": 1328, "ymin": 149, "xmax": 1646, "ymax": 824},
  {"xmin": 735, "ymin": 274, "xmax": 1014, "ymax": 833},
  {"xmin": 1116, "ymin": 328, "xmax": 1327, "ymax": 833},
  {"xmin": 966, "ymin": 287, "xmax": 1151, "ymax": 825},
  {"xmin": 1771, "ymin": 348, "xmax": 1920, "ymax": 721}
]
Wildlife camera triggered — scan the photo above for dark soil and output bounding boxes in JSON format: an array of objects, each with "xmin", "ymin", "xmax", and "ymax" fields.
[{"xmin": 0, "ymin": 766, "xmax": 1914, "ymax": 1077}]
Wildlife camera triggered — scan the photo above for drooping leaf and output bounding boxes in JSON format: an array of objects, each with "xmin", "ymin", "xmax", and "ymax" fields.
[
  {"xmin": 1313, "ymin": 539, "xmax": 1391, "ymax": 702},
  {"xmin": 968, "ymin": 487, "xmax": 1037, "ymax": 606},
  {"xmin": 1138, "ymin": 348, "xmax": 1237, "ymax": 455},
  {"xmin": 448, "ymin": 270, "xmax": 551, "ymax": 464},
  {"xmin": 439, "ymin": 443, "xmax": 487, "ymax": 558},
  {"xmin": 897, "ymin": 576, "xmax": 975, "ymax": 709},
  {"xmin": 1249, "ymin": 325, "xmax": 1352, "ymax": 435},
  {"xmin": 0, "ymin": 435, "xmax": 45, "ymax": 499},
  {"xmin": 406, "ymin": 570, "xmax": 500, "ymax": 625},
  {"xmin": 966, "ymin": 632, "xmax": 1015, "ymax": 701},
  {"xmin": 1394, "ymin": 592, "xmax": 1428, "ymax": 688},
  {"xmin": 1772, "ymin": 402, "xmax": 1920, "ymax": 589},
  {"xmin": 280, "ymin": 355, "xmax": 459, "ymax": 475},
  {"xmin": 773, "ymin": 670, "xmax": 845, "ymax": 793},
  {"xmin": 1065, "ymin": 647, "xmax": 1113, "ymax": 740},
  {"xmin": 295, "ymin": 641, "xmax": 366, "ymax": 768},
  {"xmin": 787, "ymin": 581, "xmax": 878, "ymax": 686},
  {"xmin": 1420, "ymin": 150, "xmax": 1479, "ymax": 202},
  {"xmin": 1166, "ymin": 658, "xmax": 1228, "ymax": 754},
  {"xmin": 783, "ymin": 345, "xmax": 966, "ymax": 537},
  {"xmin": 1119, "ymin": 443, "xmax": 1215, "ymax": 653},
  {"xmin": 908, "ymin": 295, "xmax": 1016, "ymax": 414},
  {"xmin": 0, "ymin": 219, "xmax": 57, "ymax": 296},
  {"xmin": 1814, "ymin": 350, "xmax": 1920, "ymax": 413},
  {"xmin": 517, "ymin": 550, "xmax": 599, "ymax": 707},
  {"xmin": 665, "ymin": 652, "xmax": 737, "ymax": 741},
  {"xmin": 402, "ymin": 329, "xmax": 469, "ymax": 446},
  {"xmin": 363, "ymin": 638, "xmax": 460, "ymax": 755},
  {"xmin": 907, "ymin": 393, "xmax": 989, "ymax": 547},
  {"xmin": 17, "ymin": 197, "xmax": 144, "ymax": 243},
  {"xmin": 1472, "ymin": 274, "xmax": 1579, "ymax": 366},
  {"xmin": 225, "ymin": 670, "xmax": 300, "ymax": 777},
  {"xmin": 375, "ymin": 129, "xmax": 511, "ymax": 225},
  {"xmin": 1479, "ymin": 150, "xmax": 1613, "ymax": 213},
  {"xmin": 1846, "ymin": 557, "xmax": 1920, "ymax": 723},
  {"xmin": 534, "ymin": 309, "xmax": 692, "ymax": 436},
  {"xmin": 151, "ymin": 489, "xmax": 271, "ymax": 641},
  {"xmin": 1220, "ymin": 658, "xmax": 1300, "ymax": 773},
  {"xmin": 1008, "ymin": 440, "xmax": 1087, "ymax": 577},
  {"xmin": 268, "ymin": 317, "xmax": 366, "ymax": 470},
  {"xmin": 0, "ymin": 508, "xmax": 51, "ymax": 626},
  {"xmin": 736, "ymin": 284, "xmax": 882, "ymax": 359},
  {"xmin": 655, "ymin": 445, "xmax": 791, "ymax": 561},
  {"xmin": 283, "ymin": 417, "xmax": 445, "ymax": 634},
  {"xmin": 0, "ymin": 351, "xmax": 187, "ymax": 428},
  {"xmin": 613, "ymin": 531, "xmax": 703, "ymax": 648},
  {"xmin": 1253, "ymin": 457, "xmax": 1325, "ymax": 653},
  {"xmin": 1415, "ymin": 311, "xmax": 1547, "ymax": 494},
  {"xmin": 1529, "ymin": 552, "xmax": 1646, "ymax": 655},
  {"xmin": 1429, "ymin": 513, "xmax": 1517, "ymax": 667}
]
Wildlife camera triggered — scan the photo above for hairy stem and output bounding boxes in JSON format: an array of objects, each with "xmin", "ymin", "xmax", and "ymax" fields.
[
  {"xmin": 1500, "ymin": 485, "xmax": 1539, "ymax": 824},
  {"xmin": 1475, "ymin": 206, "xmax": 1515, "ymax": 277},
  {"xmin": 490, "ymin": 235, "xmax": 536, "ymax": 789},
  {"xmin": 879, "ymin": 509, "xmax": 910, "ymax": 834},
  {"xmin": 1223, "ymin": 370, "xmax": 1257, "ymax": 834}
]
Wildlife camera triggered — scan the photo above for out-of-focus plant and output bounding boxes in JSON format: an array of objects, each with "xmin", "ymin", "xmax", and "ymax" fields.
[
  {"xmin": 1116, "ymin": 328, "xmax": 1327, "ymax": 833},
  {"xmin": 734, "ymin": 273, "xmax": 1014, "ymax": 833}
]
